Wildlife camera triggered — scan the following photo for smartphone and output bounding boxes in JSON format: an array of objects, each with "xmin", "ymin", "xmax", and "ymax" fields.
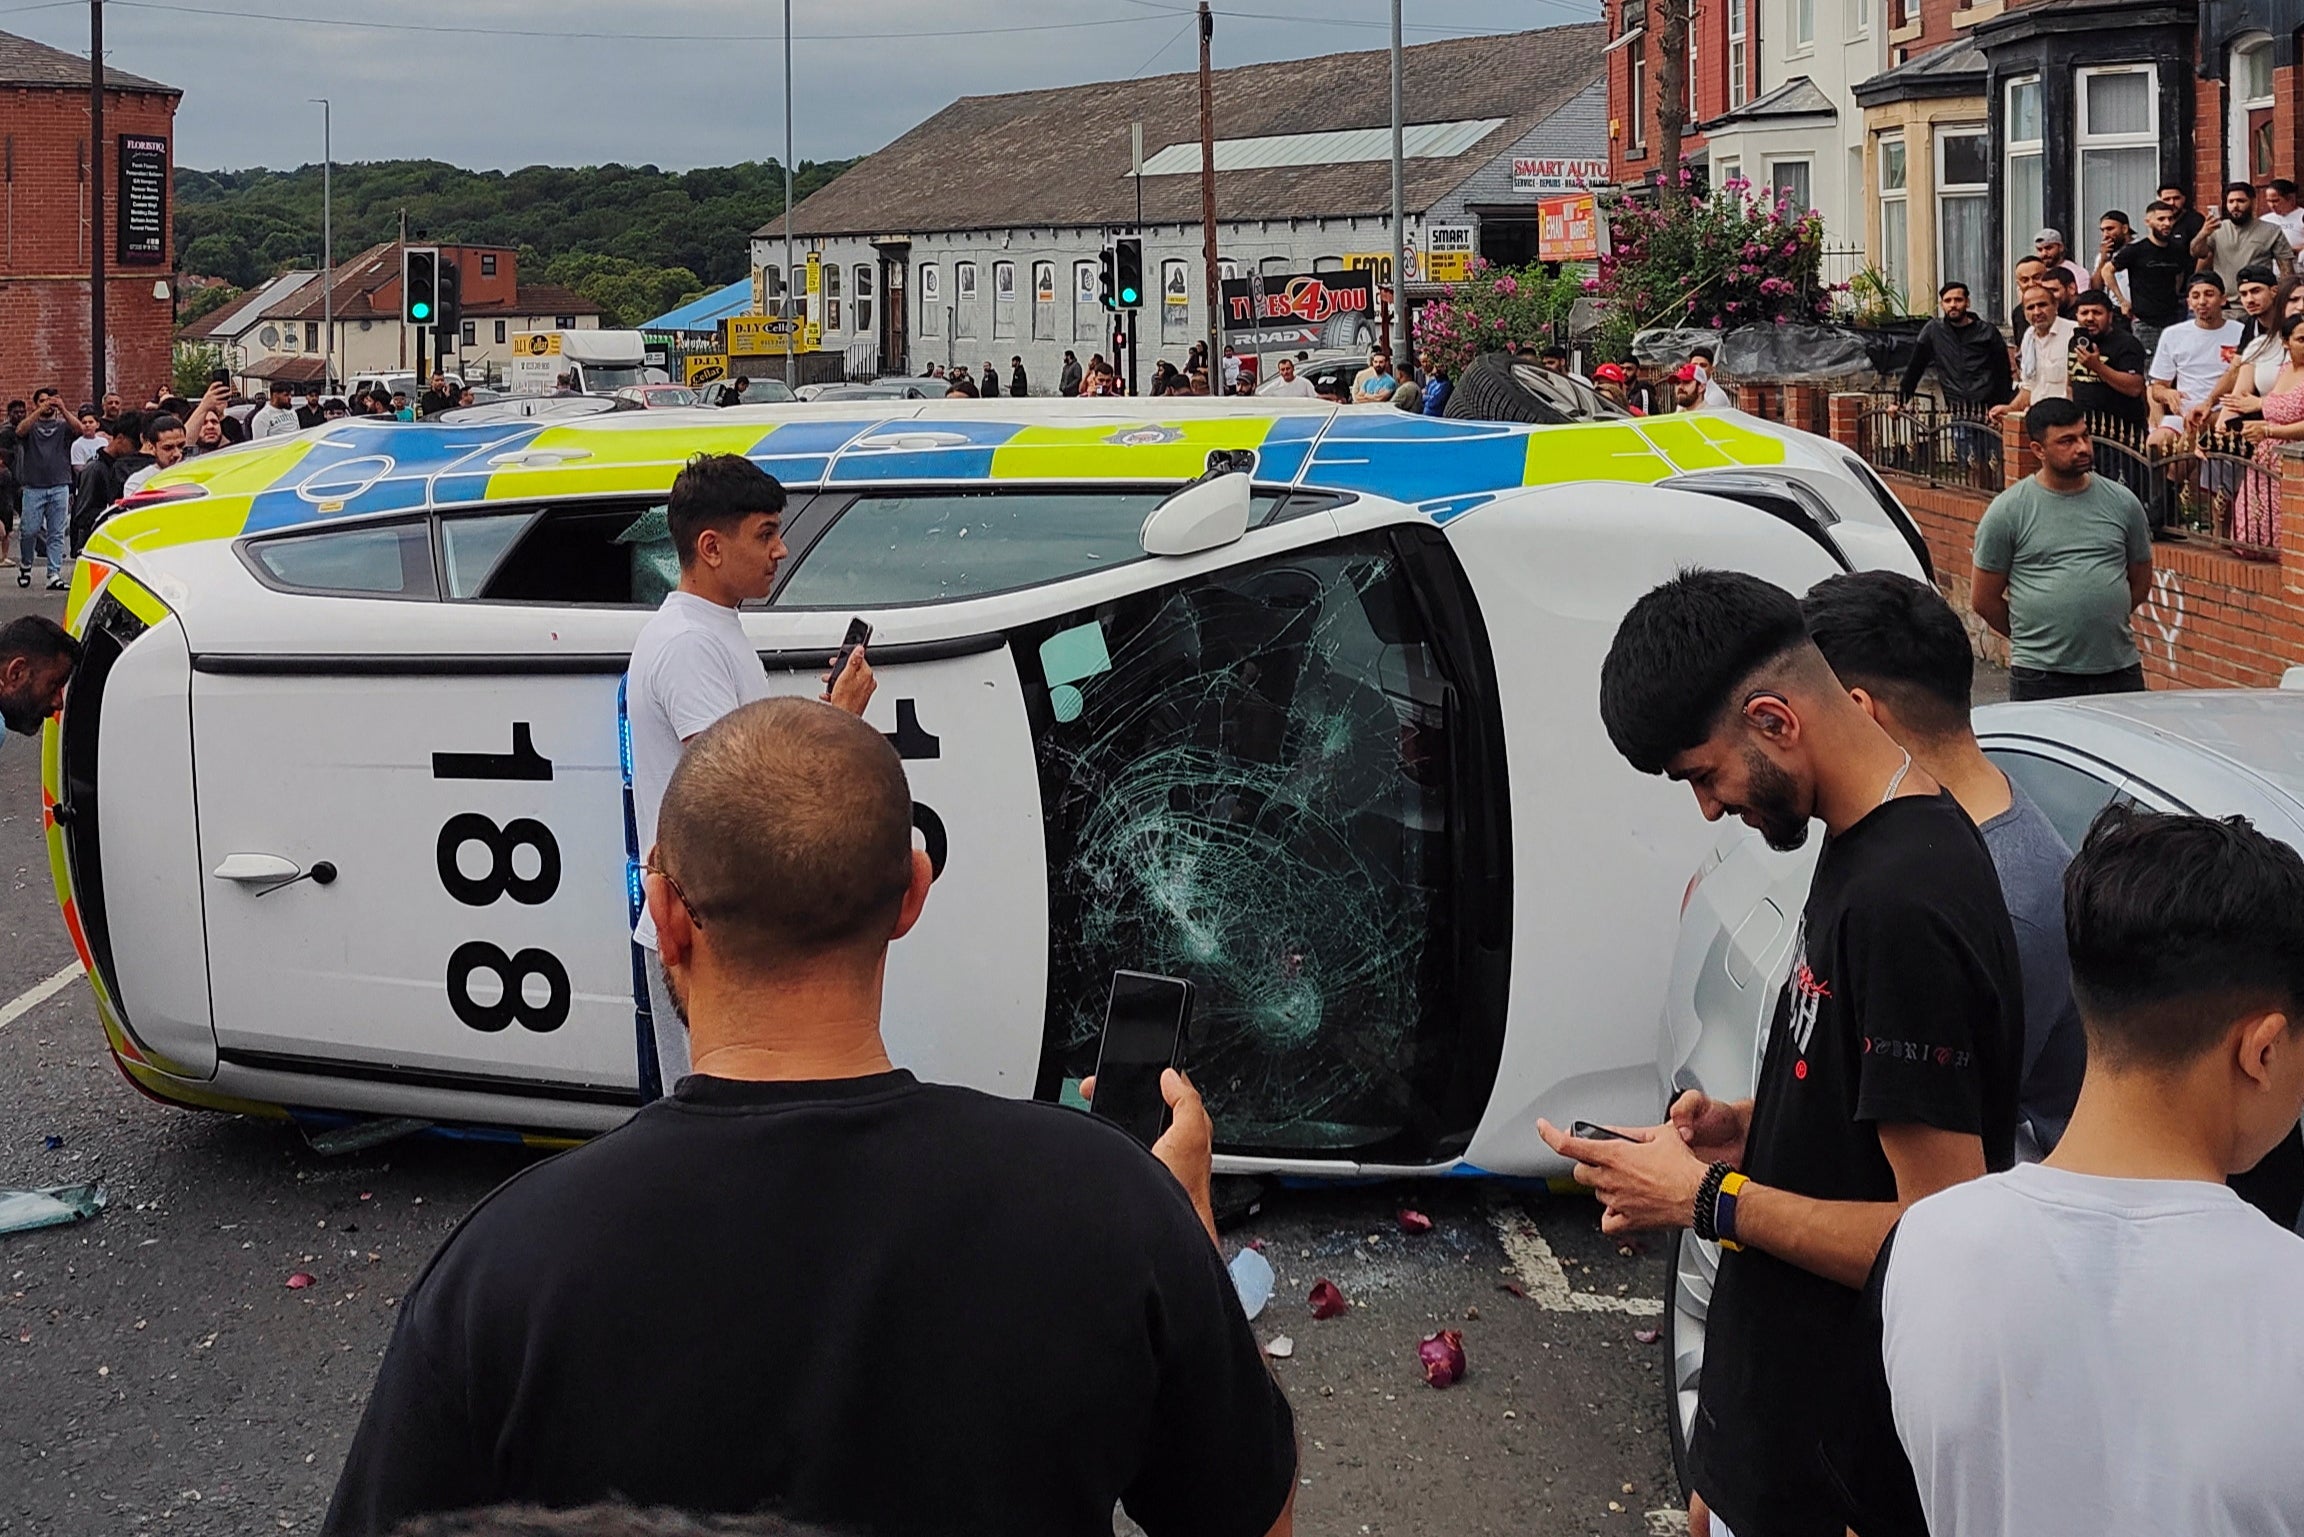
[
  {"xmin": 1571, "ymin": 1120, "xmax": 1634, "ymax": 1143},
  {"xmin": 831, "ymin": 616, "xmax": 872, "ymax": 683},
  {"xmin": 208, "ymin": 367, "xmax": 231, "ymax": 387},
  {"xmin": 1089, "ymin": 971, "xmax": 1195, "ymax": 1148}
]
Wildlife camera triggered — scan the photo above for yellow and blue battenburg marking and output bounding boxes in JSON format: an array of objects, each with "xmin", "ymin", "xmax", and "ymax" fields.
[{"xmin": 89, "ymin": 407, "xmax": 1801, "ymax": 562}]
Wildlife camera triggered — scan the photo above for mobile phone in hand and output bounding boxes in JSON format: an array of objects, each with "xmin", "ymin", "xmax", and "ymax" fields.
[
  {"xmin": 830, "ymin": 616, "xmax": 872, "ymax": 683},
  {"xmin": 1571, "ymin": 1120, "xmax": 1634, "ymax": 1143},
  {"xmin": 1089, "ymin": 971, "xmax": 1195, "ymax": 1148}
]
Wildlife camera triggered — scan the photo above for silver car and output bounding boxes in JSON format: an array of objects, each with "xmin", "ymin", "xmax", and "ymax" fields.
[{"xmin": 1659, "ymin": 686, "xmax": 2304, "ymax": 1489}]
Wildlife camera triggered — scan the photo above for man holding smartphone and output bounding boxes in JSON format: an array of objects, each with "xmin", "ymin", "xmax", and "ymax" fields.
[
  {"xmin": 626, "ymin": 454, "xmax": 875, "ymax": 1099},
  {"xmin": 13, "ymin": 389, "xmax": 78, "ymax": 591},
  {"xmin": 327, "ymin": 699, "xmax": 1298, "ymax": 1537},
  {"xmin": 1544, "ymin": 570, "xmax": 2022, "ymax": 1537}
]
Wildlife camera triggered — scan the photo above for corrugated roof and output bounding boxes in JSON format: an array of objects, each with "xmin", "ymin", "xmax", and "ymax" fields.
[
  {"xmin": 0, "ymin": 28, "xmax": 175, "ymax": 93},
  {"xmin": 1137, "ymin": 118, "xmax": 1509, "ymax": 176},
  {"xmin": 642, "ymin": 277, "xmax": 753, "ymax": 333},
  {"xmin": 758, "ymin": 23, "xmax": 1605, "ymax": 238}
]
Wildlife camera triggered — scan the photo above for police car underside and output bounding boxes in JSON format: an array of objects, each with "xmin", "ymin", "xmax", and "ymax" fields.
[{"xmin": 52, "ymin": 402, "xmax": 1921, "ymax": 1174}]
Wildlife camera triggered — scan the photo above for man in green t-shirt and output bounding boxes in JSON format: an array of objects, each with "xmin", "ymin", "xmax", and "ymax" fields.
[{"xmin": 1972, "ymin": 398, "xmax": 2155, "ymax": 701}]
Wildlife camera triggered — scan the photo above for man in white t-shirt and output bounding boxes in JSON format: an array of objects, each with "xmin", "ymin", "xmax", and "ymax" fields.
[
  {"xmin": 2146, "ymin": 273, "xmax": 2245, "ymax": 449},
  {"xmin": 2269, "ymin": 178, "xmax": 2304, "ymax": 254},
  {"xmin": 627, "ymin": 453, "xmax": 876, "ymax": 1097},
  {"xmin": 1260, "ymin": 356, "xmax": 1318, "ymax": 398},
  {"xmin": 1833, "ymin": 806, "xmax": 2304, "ymax": 1537},
  {"xmin": 1990, "ymin": 285, "xmax": 2078, "ymax": 420}
]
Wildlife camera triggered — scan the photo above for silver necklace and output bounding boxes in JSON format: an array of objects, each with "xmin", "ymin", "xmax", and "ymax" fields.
[{"xmin": 1880, "ymin": 747, "xmax": 1914, "ymax": 806}]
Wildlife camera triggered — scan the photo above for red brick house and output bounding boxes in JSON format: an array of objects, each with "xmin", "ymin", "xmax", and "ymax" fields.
[
  {"xmin": 0, "ymin": 30, "xmax": 179, "ymax": 404},
  {"xmin": 1608, "ymin": 0, "xmax": 1755, "ymax": 189}
]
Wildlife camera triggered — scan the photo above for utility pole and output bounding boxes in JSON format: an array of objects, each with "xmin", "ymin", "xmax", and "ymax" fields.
[
  {"xmin": 783, "ymin": 0, "xmax": 796, "ymax": 388},
  {"xmin": 1130, "ymin": 120, "xmax": 1144, "ymax": 398},
  {"xmin": 311, "ymin": 97, "xmax": 331, "ymax": 390},
  {"xmin": 1388, "ymin": 0, "xmax": 1405, "ymax": 364},
  {"xmin": 89, "ymin": 0, "xmax": 106, "ymax": 406},
  {"xmin": 1197, "ymin": 2, "xmax": 1219, "ymax": 375},
  {"xmin": 397, "ymin": 208, "xmax": 408, "ymax": 370}
]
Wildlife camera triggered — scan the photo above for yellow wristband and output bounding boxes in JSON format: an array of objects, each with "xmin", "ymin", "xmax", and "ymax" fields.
[{"xmin": 1716, "ymin": 1171, "xmax": 1749, "ymax": 1252}]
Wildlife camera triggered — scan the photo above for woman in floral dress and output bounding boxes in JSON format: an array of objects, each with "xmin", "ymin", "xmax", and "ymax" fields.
[{"xmin": 2237, "ymin": 312, "xmax": 2304, "ymax": 556}]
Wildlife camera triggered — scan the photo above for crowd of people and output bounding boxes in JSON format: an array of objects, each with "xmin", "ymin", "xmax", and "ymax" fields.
[
  {"xmin": 1570, "ymin": 561, "xmax": 2304, "ymax": 1537},
  {"xmin": 1899, "ymin": 176, "xmax": 2303, "ymax": 556}
]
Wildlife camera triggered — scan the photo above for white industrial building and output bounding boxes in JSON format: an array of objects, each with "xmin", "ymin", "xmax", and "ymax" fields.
[{"xmin": 754, "ymin": 24, "xmax": 1607, "ymax": 388}]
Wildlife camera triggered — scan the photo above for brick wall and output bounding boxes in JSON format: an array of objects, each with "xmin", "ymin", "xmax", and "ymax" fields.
[
  {"xmin": 2196, "ymin": 76, "xmax": 2225, "ymax": 208},
  {"xmin": 0, "ymin": 83, "xmax": 180, "ymax": 402},
  {"xmin": 1825, "ymin": 392, "xmax": 2304, "ymax": 688}
]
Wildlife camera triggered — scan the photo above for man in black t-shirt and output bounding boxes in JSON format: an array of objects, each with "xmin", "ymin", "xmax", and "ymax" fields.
[
  {"xmin": 324, "ymin": 699, "xmax": 1298, "ymax": 1537},
  {"xmin": 2112, "ymin": 201, "xmax": 2198, "ymax": 360},
  {"xmin": 2069, "ymin": 290, "xmax": 2151, "ymax": 433},
  {"xmin": 1549, "ymin": 570, "xmax": 2022, "ymax": 1537}
]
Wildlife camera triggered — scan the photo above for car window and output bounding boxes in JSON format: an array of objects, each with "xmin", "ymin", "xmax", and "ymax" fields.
[
  {"xmin": 246, "ymin": 521, "xmax": 436, "ymax": 598},
  {"xmin": 1987, "ymin": 748, "xmax": 2128, "ymax": 848},
  {"xmin": 440, "ymin": 510, "xmax": 539, "ymax": 598},
  {"xmin": 777, "ymin": 491, "xmax": 1160, "ymax": 607},
  {"xmin": 448, "ymin": 501, "xmax": 677, "ymax": 606},
  {"xmin": 1018, "ymin": 529, "xmax": 1503, "ymax": 1160}
]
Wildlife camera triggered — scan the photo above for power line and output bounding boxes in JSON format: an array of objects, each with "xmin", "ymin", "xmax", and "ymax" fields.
[
  {"xmin": 1111, "ymin": 0, "xmax": 1602, "ymax": 32},
  {"xmin": 106, "ymin": 0, "xmax": 1177, "ymax": 43}
]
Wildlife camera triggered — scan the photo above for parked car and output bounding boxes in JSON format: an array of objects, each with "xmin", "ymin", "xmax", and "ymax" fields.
[
  {"xmin": 696, "ymin": 377, "xmax": 799, "ymax": 406},
  {"xmin": 55, "ymin": 400, "xmax": 1927, "ymax": 1162},
  {"xmin": 1659, "ymin": 685, "xmax": 2304, "ymax": 1490},
  {"xmin": 612, "ymin": 384, "xmax": 702, "ymax": 410},
  {"xmin": 810, "ymin": 381, "xmax": 936, "ymax": 401}
]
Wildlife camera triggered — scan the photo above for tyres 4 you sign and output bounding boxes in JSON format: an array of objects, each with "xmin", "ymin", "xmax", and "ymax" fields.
[{"xmin": 1220, "ymin": 270, "xmax": 1378, "ymax": 352}]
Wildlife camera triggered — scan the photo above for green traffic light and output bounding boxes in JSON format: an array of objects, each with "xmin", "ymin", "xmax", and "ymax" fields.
[
  {"xmin": 411, "ymin": 302, "xmax": 431, "ymax": 320},
  {"xmin": 1120, "ymin": 287, "xmax": 1139, "ymax": 304}
]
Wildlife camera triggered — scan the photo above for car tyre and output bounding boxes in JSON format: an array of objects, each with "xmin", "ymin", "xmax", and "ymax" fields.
[
  {"xmin": 1666, "ymin": 1227, "xmax": 1718, "ymax": 1500},
  {"xmin": 1442, "ymin": 352, "xmax": 1569, "ymax": 425},
  {"xmin": 1321, "ymin": 312, "xmax": 1375, "ymax": 353}
]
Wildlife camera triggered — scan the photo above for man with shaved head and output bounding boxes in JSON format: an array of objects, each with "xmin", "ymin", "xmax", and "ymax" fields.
[{"xmin": 327, "ymin": 698, "xmax": 1299, "ymax": 1537}]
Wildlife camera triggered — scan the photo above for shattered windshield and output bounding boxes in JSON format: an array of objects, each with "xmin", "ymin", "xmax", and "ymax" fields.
[{"xmin": 1024, "ymin": 532, "xmax": 1491, "ymax": 1158}]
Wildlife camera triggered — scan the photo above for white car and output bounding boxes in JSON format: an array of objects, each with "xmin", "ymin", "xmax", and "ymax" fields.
[
  {"xmin": 53, "ymin": 400, "xmax": 1928, "ymax": 1170},
  {"xmin": 1660, "ymin": 686, "xmax": 2304, "ymax": 1488}
]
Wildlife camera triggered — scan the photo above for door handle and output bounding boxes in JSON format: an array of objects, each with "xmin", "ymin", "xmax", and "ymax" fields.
[{"xmin": 213, "ymin": 854, "xmax": 338, "ymax": 895}]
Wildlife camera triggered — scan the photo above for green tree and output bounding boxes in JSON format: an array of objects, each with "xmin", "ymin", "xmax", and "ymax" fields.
[
  {"xmin": 172, "ymin": 341, "xmax": 225, "ymax": 399},
  {"xmin": 539, "ymin": 253, "xmax": 706, "ymax": 328}
]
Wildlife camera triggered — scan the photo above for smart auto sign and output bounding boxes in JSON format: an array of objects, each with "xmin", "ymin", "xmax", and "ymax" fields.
[
  {"xmin": 1220, "ymin": 270, "xmax": 1377, "ymax": 351},
  {"xmin": 1512, "ymin": 157, "xmax": 1608, "ymax": 195}
]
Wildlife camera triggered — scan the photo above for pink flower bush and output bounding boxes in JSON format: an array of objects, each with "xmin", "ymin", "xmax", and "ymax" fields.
[
  {"xmin": 1592, "ymin": 179, "xmax": 1831, "ymax": 359},
  {"xmin": 1412, "ymin": 262, "xmax": 1580, "ymax": 377}
]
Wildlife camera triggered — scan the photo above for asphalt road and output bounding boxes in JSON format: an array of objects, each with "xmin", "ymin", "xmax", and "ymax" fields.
[{"xmin": 0, "ymin": 564, "xmax": 2011, "ymax": 1537}]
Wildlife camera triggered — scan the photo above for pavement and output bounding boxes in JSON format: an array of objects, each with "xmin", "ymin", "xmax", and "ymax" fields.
[{"xmin": 0, "ymin": 561, "xmax": 2013, "ymax": 1536}]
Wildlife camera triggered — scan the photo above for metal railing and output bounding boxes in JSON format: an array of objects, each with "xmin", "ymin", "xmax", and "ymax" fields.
[
  {"xmin": 2084, "ymin": 412, "xmax": 2281, "ymax": 561},
  {"xmin": 1855, "ymin": 393, "xmax": 2006, "ymax": 495}
]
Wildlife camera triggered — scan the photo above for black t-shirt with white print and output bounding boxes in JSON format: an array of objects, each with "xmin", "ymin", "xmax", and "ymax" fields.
[{"xmin": 1687, "ymin": 790, "xmax": 2021, "ymax": 1537}]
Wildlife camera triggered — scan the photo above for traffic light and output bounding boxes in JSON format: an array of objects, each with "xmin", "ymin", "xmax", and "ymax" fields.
[
  {"xmin": 402, "ymin": 246, "xmax": 440, "ymax": 327},
  {"xmin": 1098, "ymin": 245, "xmax": 1118, "ymax": 311},
  {"xmin": 1113, "ymin": 237, "xmax": 1144, "ymax": 311},
  {"xmin": 435, "ymin": 258, "xmax": 463, "ymax": 337}
]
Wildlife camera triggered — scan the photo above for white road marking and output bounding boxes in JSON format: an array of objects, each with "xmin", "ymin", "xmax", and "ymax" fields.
[
  {"xmin": 1488, "ymin": 1200, "xmax": 1666, "ymax": 1316},
  {"xmin": 1646, "ymin": 1509, "xmax": 1691, "ymax": 1534},
  {"xmin": 0, "ymin": 961, "xmax": 86, "ymax": 1030}
]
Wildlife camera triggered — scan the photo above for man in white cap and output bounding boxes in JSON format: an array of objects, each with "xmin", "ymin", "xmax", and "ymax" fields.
[{"xmin": 2031, "ymin": 229, "xmax": 2089, "ymax": 293}]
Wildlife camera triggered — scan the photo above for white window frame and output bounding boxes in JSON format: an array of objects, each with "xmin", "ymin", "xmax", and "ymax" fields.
[
  {"xmin": 2004, "ymin": 77, "xmax": 2045, "ymax": 313},
  {"xmin": 2074, "ymin": 64, "xmax": 2158, "ymax": 240},
  {"xmin": 1877, "ymin": 134, "xmax": 1908, "ymax": 299},
  {"xmin": 1628, "ymin": 33, "xmax": 1647, "ymax": 151},
  {"xmin": 1767, "ymin": 157, "xmax": 1813, "ymax": 214},
  {"xmin": 919, "ymin": 264, "xmax": 942, "ymax": 336},
  {"xmin": 1717, "ymin": 158, "xmax": 1741, "ymax": 192},
  {"xmin": 1936, "ymin": 124, "xmax": 1990, "ymax": 300},
  {"xmin": 821, "ymin": 263, "xmax": 842, "ymax": 334},
  {"xmin": 2231, "ymin": 34, "xmax": 2276, "ymax": 184},
  {"xmin": 1728, "ymin": 0, "xmax": 1748, "ymax": 109},
  {"xmin": 1791, "ymin": 0, "xmax": 1815, "ymax": 53},
  {"xmin": 853, "ymin": 264, "xmax": 874, "ymax": 338},
  {"xmin": 1849, "ymin": 0, "xmax": 1870, "ymax": 38}
]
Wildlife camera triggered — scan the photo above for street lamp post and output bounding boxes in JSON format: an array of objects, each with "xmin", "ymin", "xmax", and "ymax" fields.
[
  {"xmin": 783, "ymin": 0, "xmax": 795, "ymax": 388},
  {"xmin": 1389, "ymin": 0, "xmax": 1405, "ymax": 366},
  {"xmin": 89, "ymin": 0, "xmax": 106, "ymax": 406},
  {"xmin": 311, "ymin": 97, "xmax": 331, "ymax": 391}
]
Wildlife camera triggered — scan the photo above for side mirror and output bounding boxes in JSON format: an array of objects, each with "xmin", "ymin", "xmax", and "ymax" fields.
[{"xmin": 1140, "ymin": 470, "xmax": 1252, "ymax": 556}]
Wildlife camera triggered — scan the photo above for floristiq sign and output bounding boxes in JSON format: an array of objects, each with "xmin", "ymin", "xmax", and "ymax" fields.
[{"xmin": 1220, "ymin": 271, "xmax": 1378, "ymax": 351}]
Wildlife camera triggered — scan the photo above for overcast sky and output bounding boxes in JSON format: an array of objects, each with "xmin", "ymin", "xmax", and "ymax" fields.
[{"xmin": 3, "ymin": 0, "xmax": 1600, "ymax": 173}]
